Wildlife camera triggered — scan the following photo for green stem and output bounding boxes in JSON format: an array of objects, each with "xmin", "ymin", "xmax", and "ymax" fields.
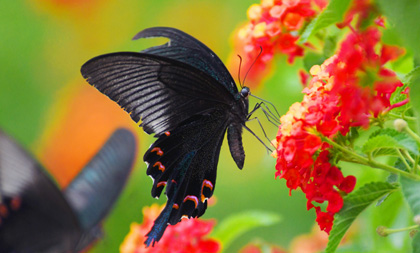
[
  {"xmin": 322, "ymin": 137, "xmax": 420, "ymax": 181},
  {"xmin": 400, "ymin": 149, "xmax": 420, "ymax": 173},
  {"xmin": 402, "ymin": 149, "xmax": 416, "ymax": 164},
  {"xmin": 404, "ymin": 125, "xmax": 420, "ymax": 146},
  {"xmin": 383, "ymin": 225, "xmax": 419, "ymax": 235},
  {"xmin": 397, "ymin": 149, "xmax": 412, "ymax": 172},
  {"xmin": 388, "ymin": 112, "xmax": 417, "ymax": 121},
  {"xmin": 415, "ymin": 155, "xmax": 420, "ymax": 175}
]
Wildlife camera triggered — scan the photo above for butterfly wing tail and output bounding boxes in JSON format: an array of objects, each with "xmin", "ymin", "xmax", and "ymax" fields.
[
  {"xmin": 144, "ymin": 151, "xmax": 196, "ymax": 246},
  {"xmin": 144, "ymin": 203, "xmax": 171, "ymax": 247}
]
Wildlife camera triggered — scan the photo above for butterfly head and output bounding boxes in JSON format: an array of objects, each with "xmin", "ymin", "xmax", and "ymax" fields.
[{"xmin": 240, "ymin": 87, "xmax": 250, "ymax": 99}]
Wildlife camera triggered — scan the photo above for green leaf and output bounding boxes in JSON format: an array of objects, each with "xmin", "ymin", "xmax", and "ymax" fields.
[
  {"xmin": 323, "ymin": 35, "xmax": 338, "ymax": 58},
  {"xmin": 395, "ymin": 158, "xmax": 410, "ymax": 173},
  {"xmin": 303, "ymin": 52, "xmax": 326, "ymax": 72},
  {"xmin": 390, "ymin": 69, "xmax": 411, "ymax": 115},
  {"xmin": 326, "ymin": 182, "xmax": 398, "ymax": 253},
  {"xmin": 400, "ymin": 176, "xmax": 420, "ymax": 252},
  {"xmin": 413, "ymin": 233, "xmax": 420, "ymax": 253},
  {"xmin": 362, "ymin": 135, "xmax": 405, "ymax": 157},
  {"xmin": 376, "ymin": 0, "xmax": 420, "ymax": 62},
  {"xmin": 403, "ymin": 67, "xmax": 420, "ymax": 132},
  {"xmin": 377, "ymin": 0, "xmax": 420, "ymax": 132},
  {"xmin": 211, "ymin": 211, "xmax": 281, "ymax": 251},
  {"xmin": 400, "ymin": 177, "xmax": 420, "ymax": 216},
  {"xmin": 298, "ymin": 0, "xmax": 351, "ymax": 43},
  {"xmin": 363, "ymin": 129, "xmax": 419, "ymax": 157},
  {"xmin": 403, "ymin": 66, "xmax": 420, "ymax": 85}
]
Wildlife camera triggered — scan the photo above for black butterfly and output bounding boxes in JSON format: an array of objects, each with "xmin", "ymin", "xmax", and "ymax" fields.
[
  {"xmin": 0, "ymin": 128, "xmax": 136, "ymax": 252},
  {"xmin": 81, "ymin": 27, "xmax": 253, "ymax": 246}
]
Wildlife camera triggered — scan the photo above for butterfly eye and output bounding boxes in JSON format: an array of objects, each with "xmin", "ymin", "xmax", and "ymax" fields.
[{"xmin": 240, "ymin": 87, "xmax": 250, "ymax": 98}]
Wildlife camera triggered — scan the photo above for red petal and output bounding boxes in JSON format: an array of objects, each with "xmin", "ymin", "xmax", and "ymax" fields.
[
  {"xmin": 380, "ymin": 45, "xmax": 405, "ymax": 64},
  {"xmin": 338, "ymin": 175, "xmax": 356, "ymax": 193}
]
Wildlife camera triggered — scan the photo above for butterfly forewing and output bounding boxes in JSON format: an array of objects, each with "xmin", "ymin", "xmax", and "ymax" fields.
[
  {"xmin": 133, "ymin": 27, "xmax": 238, "ymax": 96},
  {"xmin": 81, "ymin": 52, "xmax": 233, "ymax": 135}
]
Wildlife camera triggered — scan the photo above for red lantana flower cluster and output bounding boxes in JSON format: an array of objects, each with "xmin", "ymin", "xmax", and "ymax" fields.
[
  {"xmin": 120, "ymin": 204, "xmax": 220, "ymax": 253},
  {"xmin": 232, "ymin": 0, "xmax": 327, "ymax": 84},
  {"xmin": 273, "ymin": 27, "xmax": 406, "ymax": 233}
]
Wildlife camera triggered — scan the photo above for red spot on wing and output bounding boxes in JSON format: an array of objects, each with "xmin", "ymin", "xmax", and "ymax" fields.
[
  {"xmin": 10, "ymin": 197, "xmax": 21, "ymax": 211},
  {"xmin": 200, "ymin": 179, "xmax": 214, "ymax": 202},
  {"xmin": 151, "ymin": 147, "xmax": 164, "ymax": 156},
  {"xmin": 173, "ymin": 203, "xmax": 179, "ymax": 209},
  {"xmin": 183, "ymin": 195, "xmax": 199, "ymax": 208},
  {"xmin": 157, "ymin": 181, "xmax": 167, "ymax": 188},
  {"xmin": 0, "ymin": 204, "xmax": 8, "ymax": 218},
  {"xmin": 165, "ymin": 131, "xmax": 171, "ymax": 136},
  {"xmin": 153, "ymin": 162, "xmax": 165, "ymax": 172},
  {"xmin": 202, "ymin": 180, "xmax": 214, "ymax": 190}
]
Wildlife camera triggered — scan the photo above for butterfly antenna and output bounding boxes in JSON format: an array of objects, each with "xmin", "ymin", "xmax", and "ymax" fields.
[
  {"xmin": 242, "ymin": 46, "xmax": 263, "ymax": 87},
  {"xmin": 237, "ymin": 54, "xmax": 243, "ymax": 88}
]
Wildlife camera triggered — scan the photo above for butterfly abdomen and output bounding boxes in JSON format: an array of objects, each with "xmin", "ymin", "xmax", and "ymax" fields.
[{"xmin": 227, "ymin": 125, "xmax": 245, "ymax": 169}]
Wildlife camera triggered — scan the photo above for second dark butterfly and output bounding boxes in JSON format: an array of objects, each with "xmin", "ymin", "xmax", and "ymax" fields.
[
  {"xmin": 81, "ymin": 27, "xmax": 251, "ymax": 246},
  {"xmin": 0, "ymin": 128, "xmax": 136, "ymax": 252}
]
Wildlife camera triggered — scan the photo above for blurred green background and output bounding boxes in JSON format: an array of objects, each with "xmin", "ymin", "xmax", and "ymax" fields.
[{"xmin": 0, "ymin": 0, "xmax": 316, "ymax": 252}]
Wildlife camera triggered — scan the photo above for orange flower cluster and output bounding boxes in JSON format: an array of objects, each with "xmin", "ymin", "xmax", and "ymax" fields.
[
  {"xmin": 274, "ymin": 26, "xmax": 406, "ymax": 233},
  {"xmin": 232, "ymin": 0, "xmax": 327, "ymax": 84},
  {"xmin": 120, "ymin": 204, "xmax": 220, "ymax": 253}
]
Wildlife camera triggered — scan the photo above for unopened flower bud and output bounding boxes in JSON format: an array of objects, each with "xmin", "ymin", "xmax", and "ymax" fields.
[
  {"xmin": 394, "ymin": 119, "xmax": 407, "ymax": 132},
  {"xmin": 376, "ymin": 226, "xmax": 389, "ymax": 237},
  {"xmin": 413, "ymin": 215, "xmax": 420, "ymax": 225}
]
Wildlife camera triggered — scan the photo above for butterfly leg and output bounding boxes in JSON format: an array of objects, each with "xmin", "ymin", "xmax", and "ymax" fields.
[
  {"xmin": 247, "ymin": 101, "xmax": 280, "ymax": 127},
  {"xmin": 242, "ymin": 124, "xmax": 273, "ymax": 153},
  {"xmin": 247, "ymin": 102, "xmax": 262, "ymax": 118}
]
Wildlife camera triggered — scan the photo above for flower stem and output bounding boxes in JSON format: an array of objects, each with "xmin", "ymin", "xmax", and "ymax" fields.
[
  {"xmin": 321, "ymin": 137, "xmax": 420, "ymax": 181},
  {"xmin": 404, "ymin": 125, "xmax": 420, "ymax": 146},
  {"xmin": 414, "ymin": 155, "xmax": 420, "ymax": 175},
  {"xmin": 400, "ymin": 149, "xmax": 420, "ymax": 173},
  {"xmin": 377, "ymin": 225, "xmax": 419, "ymax": 237},
  {"xmin": 397, "ymin": 149, "xmax": 412, "ymax": 172},
  {"xmin": 388, "ymin": 112, "xmax": 417, "ymax": 121}
]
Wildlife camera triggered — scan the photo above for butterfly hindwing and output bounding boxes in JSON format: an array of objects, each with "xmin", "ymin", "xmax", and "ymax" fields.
[
  {"xmin": 81, "ymin": 52, "xmax": 233, "ymax": 136},
  {"xmin": 133, "ymin": 27, "xmax": 238, "ymax": 96},
  {"xmin": 144, "ymin": 113, "xmax": 228, "ymax": 246},
  {"xmin": 0, "ymin": 131, "xmax": 82, "ymax": 253}
]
